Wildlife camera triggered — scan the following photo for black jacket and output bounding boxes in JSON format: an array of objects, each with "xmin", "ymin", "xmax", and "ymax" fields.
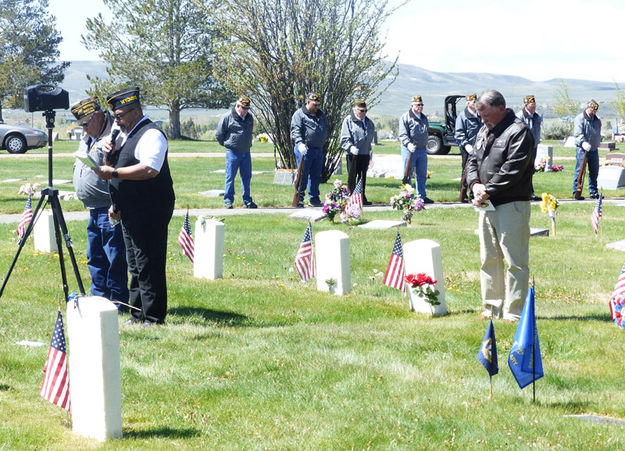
[{"xmin": 466, "ymin": 109, "xmax": 534, "ymax": 206}]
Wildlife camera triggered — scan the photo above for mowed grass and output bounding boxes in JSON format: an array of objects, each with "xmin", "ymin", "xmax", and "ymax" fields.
[{"xmin": 1, "ymin": 139, "xmax": 625, "ymax": 448}]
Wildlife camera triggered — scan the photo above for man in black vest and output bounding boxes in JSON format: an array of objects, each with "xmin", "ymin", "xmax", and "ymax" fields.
[{"xmin": 95, "ymin": 87, "xmax": 175, "ymax": 326}]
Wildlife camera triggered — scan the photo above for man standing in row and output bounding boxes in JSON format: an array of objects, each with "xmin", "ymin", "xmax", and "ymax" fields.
[
  {"xmin": 71, "ymin": 96, "xmax": 128, "ymax": 312},
  {"xmin": 340, "ymin": 100, "xmax": 375, "ymax": 205},
  {"xmin": 516, "ymin": 95, "xmax": 542, "ymax": 201},
  {"xmin": 216, "ymin": 95, "xmax": 257, "ymax": 209},
  {"xmin": 399, "ymin": 95, "xmax": 433, "ymax": 203},
  {"xmin": 572, "ymin": 99, "xmax": 602, "ymax": 200},
  {"xmin": 454, "ymin": 93, "xmax": 481, "ymax": 202},
  {"xmin": 96, "ymin": 87, "xmax": 175, "ymax": 327},
  {"xmin": 291, "ymin": 93, "xmax": 328, "ymax": 208},
  {"xmin": 466, "ymin": 89, "xmax": 534, "ymax": 322}
]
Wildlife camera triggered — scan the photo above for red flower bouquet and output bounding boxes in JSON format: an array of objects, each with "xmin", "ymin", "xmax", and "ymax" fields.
[{"xmin": 404, "ymin": 272, "xmax": 440, "ymax": 305}]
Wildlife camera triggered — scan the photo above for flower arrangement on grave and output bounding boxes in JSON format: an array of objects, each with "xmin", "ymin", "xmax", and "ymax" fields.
[
  {"xmin": 322, "ymin": 180, "xmax": 361, "ymax": 224},
  {"xmin": 404, "ymin": 272, "xmax": 440, "ymax": 305},
  {"xmin": 389, "ymin": 184, "xmax": 424, "ymax": 224},
  {"xmin": 540, "ymin": 192, "xmax": 559, "ymax": 236},
  {"xmin": 18, "ymin": 182, "xmax": 41, "ymax": 196},
  {"xmin": 551, "ymin": 164, "xmax": 564, "ymax": 172},
  {"xmin": 535, "ymin": 158, "xmax": 547, "ymax": 172}
]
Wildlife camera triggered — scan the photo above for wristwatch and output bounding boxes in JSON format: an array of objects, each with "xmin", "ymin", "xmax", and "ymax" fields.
[{"xmin": 112, "ymin": 169, "xmax": 119, "ymax": 178}]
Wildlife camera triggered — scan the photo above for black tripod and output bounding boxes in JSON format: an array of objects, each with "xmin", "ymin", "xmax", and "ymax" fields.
[{"xmin": 0, "ymin": 110, "xmax": 85, "ymax": 301}]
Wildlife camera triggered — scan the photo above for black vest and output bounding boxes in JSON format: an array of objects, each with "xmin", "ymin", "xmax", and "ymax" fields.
[{"xmin": 109, "ymin": 119, "xmax": 175, "ymax": 216}]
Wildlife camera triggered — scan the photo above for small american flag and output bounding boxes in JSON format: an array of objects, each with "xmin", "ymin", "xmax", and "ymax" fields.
[
  {"xmin": 17, "ymin": 194, "xmax": 33, "ymax": 239},
  {"xmin": 177, "ymin": 210, "xmax": 194, "ymax": 263},
  {"xmin": 345, "ymin": 178, "xmax": 363, "ymax": 216},
  {"xmin": 39, "ymin": 312, "xmax": 70, "ymax": 411},
  {"xmin": 383, "ymin": 231, "xmax": 405, "ymax": 292},
  {"xmin": 610, "ymin": 262, "xmax": 625, "ymax": 320},
  {"xmin": 295, "ymin": 223, "xmax": 315, "ymax": 282},
  {"xmin": 591, "ymin": 192, "xmax": 603, "ymax": 235}
]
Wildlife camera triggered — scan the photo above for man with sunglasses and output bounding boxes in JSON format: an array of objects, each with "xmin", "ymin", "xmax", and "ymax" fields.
[
  {"xmin": 399, "ymin": 95, "xmax": 434, "ymax": 203},
  {"xmin": 291, "ymin": 93, "xmax": 329, "ymax": 207},
  {"xmin": 71, "ymin": 96, "xmax": 129, "ymax": 312},
  {"xmin": 216, "ymin": 96, "xmax": 257, "ymax": 209},
  {"xmin": 95, "ymin": 87, "xmax": 175, "ymax": 327},
  {"xmin": 340, "ymin": 100, "xmax": 375, "ymax": 204}
]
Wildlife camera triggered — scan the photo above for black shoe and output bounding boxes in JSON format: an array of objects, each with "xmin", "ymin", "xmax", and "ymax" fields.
[
  {"xmin": 531, "ymin": 195, "xmax": 541, "ymax": 201},
  {"xmin": 296, "ymin": 201, "xmax": 304, "ymax": 208},
  {"xmin": 244, "ymin": 201, "xmax": 257, "ymax": 209},
  {"xmin": 590, "ymin": 194, "xmax": 599, "ymax": 199},
  {"xmin": 422, "ymin": 197, "xmax": 435, "ymax": 204},
  {"xmin": 224, "ymin": 202, "xmax": 233, "ymax": 209},
  {"xmin": 125, "ymin": 317, "xmax": 142, "ymax": 325},
  {"xmin": 309, "ymin": 198, "xmax": 322, "ymax": 207},
  {"xmin": 143, "ymin": 320, "xmax": 162, "ymax": 328},
  {"xmin": 363, "ymin": 200, "xmax": 372, "ymax": 206},
  {"xmin": 573, "ymin": 195, "xmax": 585, "ymax": 201}
]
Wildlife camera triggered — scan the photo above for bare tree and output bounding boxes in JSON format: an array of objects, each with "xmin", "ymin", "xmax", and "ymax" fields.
[{"xmin": 210, "ymin": 0, "xmax": 399, "ymax": 180}]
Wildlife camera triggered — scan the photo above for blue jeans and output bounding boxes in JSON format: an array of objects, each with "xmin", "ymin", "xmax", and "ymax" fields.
[
  {"xmin": 401, "ymin": 146, "xmax": 428, "ymax": 198},
  {"xmin": 224, "ymin": 149, "xmax": 253, "ymax": 204},
  {"xmin": 87, "ymin": 207, "xmax": 129, "ymax": 307},
  {"xmin": 294, "ymin": 146, "xmax": 323, "ymax": 202},
  {"xmin": 572, "ymin": 148, "xmax": 599, "ymax": 196}
]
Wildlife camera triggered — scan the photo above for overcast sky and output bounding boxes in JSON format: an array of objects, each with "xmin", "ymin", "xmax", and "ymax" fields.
[{"xmin": 49, "ymin": 0, "xmax": 625, "ymax": 83}]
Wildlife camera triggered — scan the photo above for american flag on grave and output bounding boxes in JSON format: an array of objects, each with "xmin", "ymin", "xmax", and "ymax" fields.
[
  {"xmin": 590, "ymin": 192, "xmax": 603, "ymax": 235},
  {"xmin": 177, "ymin": 210, "xmax": 195, "ymax": 263},
  {"xmin": 610, "ymin": 262, "xmax": 625, "ymax": 321},
  {"xmin": 383, "ymin": 231, "xmax": 405, "ymax": 292},
  {"xmin": 295, "ymin": 222, "xmax": 315, "ymax": 282},
  {"xmin": 345, "ymin": 178, "xmax": 363, "ymax": 216},
  {"xmin": 17, "ymin": 194, "xmax": 33, "ymax": 239},
  {"xmin": 39, "ymin": 311, "xmax": 70, "ymax": 411}
]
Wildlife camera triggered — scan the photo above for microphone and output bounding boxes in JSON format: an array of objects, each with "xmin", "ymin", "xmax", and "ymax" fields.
[{"xmin": 105, "ymin": 129, "xmax": 121, "ymax": 166}]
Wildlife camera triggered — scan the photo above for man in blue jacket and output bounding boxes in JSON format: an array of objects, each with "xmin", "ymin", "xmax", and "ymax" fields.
[
  {"xmin": 399, "ymin": 95, "xmax": 433, "ymax": 203},
  {"xmin": 291, "ymin": 93, "xmax": 329, "ymax": 207},
  {"xmin": 216, "ymin": 96, "xmax": 257, "ymax": 209},
  {"xmin": 572, "ymin": 100, "xmax": 602, "ymax": 200},
  {"xmin": 455, "ymin": 94, "xmax": 481, "ymax": 202}
]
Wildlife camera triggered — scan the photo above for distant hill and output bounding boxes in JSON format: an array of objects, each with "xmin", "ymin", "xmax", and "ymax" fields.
[{"xmin": 59, "ymin": 61, "xmax": 624, "ymax": 118}]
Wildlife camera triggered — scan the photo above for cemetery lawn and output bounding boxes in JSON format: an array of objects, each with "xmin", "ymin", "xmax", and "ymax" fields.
[{"xmin": 1, "ymin": 192, "xmax": 625, "ymax": 447}]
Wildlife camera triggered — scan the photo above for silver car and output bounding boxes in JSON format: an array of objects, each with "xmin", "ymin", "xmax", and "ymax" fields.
[{"xmin": 0, "ymin": 121, "xmax": 47, "ymax": 153}]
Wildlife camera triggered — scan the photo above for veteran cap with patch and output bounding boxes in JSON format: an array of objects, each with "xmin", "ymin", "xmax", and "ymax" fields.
[
  {"xmin": 466, "ymin": 94, "xmax": 477, "ymax": 101},
  {"xmin": 307, "ymin": 92, "xmax": 321, "ymax": 102},
  {"xmin": 523, "ymin": 95, "xmax": 536, "ymax": 104},
  {"xmin": 106, "ymin": 86, "xmax": 140, "ymax": 111},
  {"xmin": 354, "ymin": 100, "xmax": 367, "ymax": 109},
  {"xmin": 71, "ymin": 97, "xmax": 100, "ymax": 124},
  {"xmin": 237, "ymin": 95, "xmax": 251, "ymax": 107},
  {"xmin": 587, "ymin": 99, "xmax": 599, "ymax": 111},
  {"xmin": 411, "ymin": 95, "xmax": 423, "ymax": 104}
]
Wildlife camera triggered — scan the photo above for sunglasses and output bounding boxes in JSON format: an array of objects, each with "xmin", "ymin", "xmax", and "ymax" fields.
[
  {"xmin": 357, "ymin": 108, "xmax": 367, "ymax": 112},
  {"xmin": 415, "ymin": 103, "xmax": 424, "ymax": 106},
  {"xmin": 114, "ymin": 109, "xmax": 135, "ymax": 120}
]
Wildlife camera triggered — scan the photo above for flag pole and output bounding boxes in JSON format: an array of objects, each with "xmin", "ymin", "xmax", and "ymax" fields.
[
  {"xmin": 489, "ymin": 375, "xmax": 493, "ymax": 400},
  {"xmin": 532, "ymin": 277, "xmax": 536, "ymax": 403}
]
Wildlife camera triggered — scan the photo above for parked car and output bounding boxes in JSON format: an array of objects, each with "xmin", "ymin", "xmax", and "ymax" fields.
[
  {"xmin": 0, "ymin": 120, "xmax": 47, "ymax": 153},
  {"xmin": 426, "ymin": 95, "xmax": 464, "ymax": 155}
]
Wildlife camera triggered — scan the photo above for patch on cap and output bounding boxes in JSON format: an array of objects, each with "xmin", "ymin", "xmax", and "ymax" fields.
[
  {"xmin": 71, "ymin": 97, "xmax": 100, "ymax": 122},
  {"xmin": 106, "ymin": 86, "xmax": 140, "ymax": 111},
  {"xmin": 524, "ymin": 95, "xmax": 536, "ymax": 104}
]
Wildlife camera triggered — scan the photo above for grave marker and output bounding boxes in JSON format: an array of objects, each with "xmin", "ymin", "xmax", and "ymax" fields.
[
  {"xmin": 194, "ymin": 218, "xmax": 224, "ymax": 280},
  {"xmin": 403, "ymin": 239, "xmax": 447, "ymax": 316},
  {"xmin": 315, "ymin": 230, "xmax": 350, "ymax": 295}
]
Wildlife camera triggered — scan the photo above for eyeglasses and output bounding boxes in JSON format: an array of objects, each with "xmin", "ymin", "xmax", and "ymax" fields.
[
  {"xmin": 237, "ymin": 104, "xmax": 250, "ymax": 110},
  {"xmin": 415, "ymin": 103, "xmax": 424, "ymax": 106},
  {"xmin": 357, "ymin": 108, "xmax": 367, "ymax": 113},
  {"xmin": 114, "ymin": 109, "xmax": 134, "ymax": 120}
]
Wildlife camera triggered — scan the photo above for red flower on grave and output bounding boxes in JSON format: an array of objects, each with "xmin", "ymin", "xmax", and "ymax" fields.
[{"xmin": 404, "ymin": 272, "xmax": 440, "ymax": 306}]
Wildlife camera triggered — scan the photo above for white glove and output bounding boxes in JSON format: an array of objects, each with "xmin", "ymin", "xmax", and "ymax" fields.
[
  {"xmin": 582, "ymin": 142, "xmax": 592, "ymax": 151},
  {"xmin": 350, "ymin": 145, "xmax": 359, "ymax": 155},
  {"xmin": 465, "ymin": 143, "xmax": 474, "ymax": 154},
  {"xmin": 297, "ymin": 143, "xmax": 308, "ymax": 155},
  {"xmin": 407, "ymin": 143, "xmax": 416, "ymax": 153}
]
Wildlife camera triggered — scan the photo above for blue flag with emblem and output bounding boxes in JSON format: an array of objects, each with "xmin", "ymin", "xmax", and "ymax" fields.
[
  {"xmin": 508, "ymin": 286, "xmax": 543, "ymax": 389},
  {"xmin": 477, "ymin": 319, "xmax": 498, "ymax": 377}
]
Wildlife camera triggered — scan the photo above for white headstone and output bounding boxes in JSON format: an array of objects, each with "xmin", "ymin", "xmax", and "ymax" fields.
[
  {"xmin": 198, "ymin": 189, "xmax": 225, "ymax": 197},
  {"xmin": 606, "ymin": 240, "xmax": 625, "ymax": 252},
  {"xmin": 194, "ymin": 218, "xmax": 224, "ymax": 280},
  {"xmin": 289, "ymin": 210, "xmax": 327, "ymax": 222},
  {"xmin": 535, "ymin": 144, "xmax": 553, "ymax": 171},
  {"xmin": 33, "ymin": 210, "xmax": 58, "ymax": 253},
  {"xmin": 403, "ymin": 239, "xmax": 447, "ymax": 316},
  {"xmin": 315, "ymin": 230, "xmax": 350, "ymax": 295},
  {"xmin": 597, "ymin": 166, "xmax": 625, "ymax": 190},
  {"xmin": 66, "ymin": 296, "xmax": 122, "ymax": 441},
  {"xmin": 358, "ymin": 220, "xmax": 406, "ymax": 230}
]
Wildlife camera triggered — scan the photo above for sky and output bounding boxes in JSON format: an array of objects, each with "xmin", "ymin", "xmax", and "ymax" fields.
[{"xmin": 49, "ymin": 0, "xmax": 625, "ymax": 83}]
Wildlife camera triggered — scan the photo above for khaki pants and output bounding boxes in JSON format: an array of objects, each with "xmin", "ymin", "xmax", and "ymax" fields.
[{"xmin": 478, "ymin": 201, "xmax": 531, "ymax": 321}]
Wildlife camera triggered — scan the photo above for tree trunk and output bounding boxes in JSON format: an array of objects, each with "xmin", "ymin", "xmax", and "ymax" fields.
[
  {"xmin": 0, "ymin": 100, "xmax": 3, "ymax": 123},
  {"xmin": 168, "ymin": 100, "xmax": 181, "ymax": 139}
]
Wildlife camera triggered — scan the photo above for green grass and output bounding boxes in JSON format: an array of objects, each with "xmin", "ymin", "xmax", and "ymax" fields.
[{"xmin": 1, "ymin": 140, "xmax": 625, "ymax": 448}]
